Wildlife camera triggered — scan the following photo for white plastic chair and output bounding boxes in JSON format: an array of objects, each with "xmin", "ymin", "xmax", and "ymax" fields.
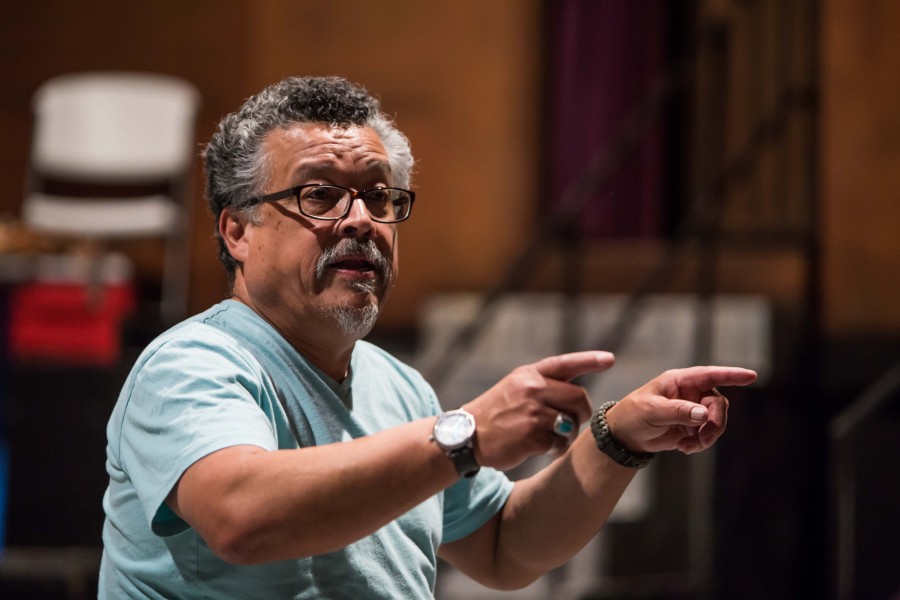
[{"xmin": 22, "ymin": 72, "xmax": 201, "ymax": 323}]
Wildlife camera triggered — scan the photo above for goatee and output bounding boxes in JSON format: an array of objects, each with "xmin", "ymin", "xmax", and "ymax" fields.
[
  {"xmin": 315, "ymin": 238, "xmax": 393, "ymax": 295},
  {"xmin": 320, "ymin": 303, "xmax": 380, "ymax": 338},
  {"xmin": 315, "ymin": 238, "xmax": 392, "ymax": 337}
]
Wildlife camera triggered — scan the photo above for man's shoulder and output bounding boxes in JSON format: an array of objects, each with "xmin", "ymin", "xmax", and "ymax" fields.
[
  {"xmin": 354, "ymin": 340, "xmax": 416, "ymax": 372},
  {"xmin": 133, "ymin": 302, "xmax": 260, "ymax": 370}
]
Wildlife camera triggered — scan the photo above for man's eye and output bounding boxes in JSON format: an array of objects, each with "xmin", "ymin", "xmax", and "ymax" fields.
[
  {"xmin": 365, "ymin": 189, "xmax": 390, "ymax": 203},
  {"xmin": 303, "ymin": 186, "xmax": 342, "ymax": 201}
]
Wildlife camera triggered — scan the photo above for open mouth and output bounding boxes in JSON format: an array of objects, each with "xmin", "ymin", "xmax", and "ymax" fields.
[
  {"xmin": 325, "ymin": 255, "xmax": 381, "ymax": 285},
  {"xmin": 316, "ymin": 239, "xmax": 391, "ymax": 289},
  {"xmin": 328, "ymin": 256, "xmax": 376, "ymax": 273}
]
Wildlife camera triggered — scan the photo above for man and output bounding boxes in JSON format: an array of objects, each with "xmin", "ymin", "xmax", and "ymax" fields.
[{"xmin": 99, "ymin": 76, "xmax": 756, "ymax": 599}]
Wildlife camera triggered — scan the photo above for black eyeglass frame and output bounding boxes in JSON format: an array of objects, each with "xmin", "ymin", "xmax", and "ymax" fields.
[{"xmin": 242, "ymin": 184, "xmax": 416, "ymax": 224}]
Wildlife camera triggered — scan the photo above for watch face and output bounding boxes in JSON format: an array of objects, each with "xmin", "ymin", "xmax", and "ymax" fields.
[{"xmin": 435, "ymin": 410, "xmax": 475, "ymax": 449}]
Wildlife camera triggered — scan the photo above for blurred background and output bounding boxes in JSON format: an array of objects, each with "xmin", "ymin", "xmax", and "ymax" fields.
[{"xmin": 0, "ymin": 0, "xmax": 898, "ymax": 598}]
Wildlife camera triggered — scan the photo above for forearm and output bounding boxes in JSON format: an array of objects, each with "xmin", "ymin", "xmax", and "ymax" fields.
[
  {"xmin": 441, "ymin": 362, "xmax": 755, "ymax": 589},
  {"xmin": 494, "ymin": 431, "xmax": 636, "ymax": 584},
  {"xmin": 441, "ymin": 429, "xmax": 636, "ymax": 589},
  {"xmin": 169, "ymin": 417, "xmax": 458, "ymax": 564}
]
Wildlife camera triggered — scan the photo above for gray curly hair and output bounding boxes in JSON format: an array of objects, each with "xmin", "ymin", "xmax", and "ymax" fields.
[{"xmin": 203, "ymin": 76, "xmax": 414, "ymax": 278}]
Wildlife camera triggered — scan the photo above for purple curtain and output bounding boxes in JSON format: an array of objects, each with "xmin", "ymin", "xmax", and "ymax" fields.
[{"xmin": 545, "ymin": 0, "xmax": 668, "ymax": 238}]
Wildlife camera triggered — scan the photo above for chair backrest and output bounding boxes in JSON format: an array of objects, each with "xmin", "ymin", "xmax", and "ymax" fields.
[{"xmin": 31, "ymin": 72, "xmax": 200, "ymax": 182}]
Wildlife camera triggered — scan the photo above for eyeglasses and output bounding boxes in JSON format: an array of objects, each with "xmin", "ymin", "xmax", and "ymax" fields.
[{"xmin": 244, "ymin": 184, "xmax": 415, "ymax": 223}]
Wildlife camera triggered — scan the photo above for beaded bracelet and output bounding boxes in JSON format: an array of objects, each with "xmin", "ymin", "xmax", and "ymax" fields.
[{"xmin": 590, "ymin": 401, "xmax": 656, "ymax": 469}]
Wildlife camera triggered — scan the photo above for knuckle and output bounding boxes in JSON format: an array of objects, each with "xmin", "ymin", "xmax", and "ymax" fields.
[
  {"xmin": 523, "ymin": 381, "xmax": 546, "ymax": 396},
  {"xmin": 510, "ymin": 365, "xmax": 529, "ymax": 377},
  {"xmin": 511, "ymin": 366, "xmax": 543, "ymax": 388},
  {"xmin": 524, "ymin": 407, "xmax": 544, "ymax": 427},
  {"xmin": 519, "ymin": 376, "xmax": 547, "ymax": 396},
  {"xmin": 512, "ymin": 364, "xmax": 538, "ymax": 378}
]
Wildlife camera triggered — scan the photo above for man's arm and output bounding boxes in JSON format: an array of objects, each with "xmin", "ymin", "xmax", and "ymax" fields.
[
  {"xmin": 167, "ymin": 351, "xmax": 615, "ymax": 565},
  {"xmin": 167, "ymin": 418, "xmax": 458, "ymax": 564},
  {"xmin": 439, "ymin": 366, "xmax": 757, "ymax": 590}
]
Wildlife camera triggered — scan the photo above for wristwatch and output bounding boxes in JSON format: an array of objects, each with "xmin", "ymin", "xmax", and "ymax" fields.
[{"xmin": 432, "ymin": 409, "xmax": 480, "ymax": 478}]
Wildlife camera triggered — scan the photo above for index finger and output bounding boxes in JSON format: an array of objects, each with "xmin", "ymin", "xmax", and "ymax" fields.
[
  {"xmin": 672, "ymin": 366, "xmax": 758, "ymax": 392},
  {"xmin": 533, "ymin": 351, "xmax": 615, "ymax": 382}
]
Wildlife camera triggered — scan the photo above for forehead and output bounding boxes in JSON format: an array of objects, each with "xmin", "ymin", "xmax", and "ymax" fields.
[{"xmin": 263, "ymin": 122, "xmax": 391, "ymax": 184}]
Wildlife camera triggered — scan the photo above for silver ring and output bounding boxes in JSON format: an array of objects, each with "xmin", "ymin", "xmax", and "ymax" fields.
[{"xmin": 552, "ymin": 413, "xmax": 576, "ymax": 437}]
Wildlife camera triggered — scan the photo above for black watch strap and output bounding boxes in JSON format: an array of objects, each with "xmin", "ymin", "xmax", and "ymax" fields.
[{"xmin": 448, "ymin": 445, "xmax": 480, "ymax": 478}]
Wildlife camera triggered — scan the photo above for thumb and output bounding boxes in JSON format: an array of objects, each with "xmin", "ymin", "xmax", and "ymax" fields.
[
  {"xmin": 533, "ymin": 351, "xmax": 615, "ymax": 382},
  {"xmin": 653, "ymin": 398, "xmax": 711, "ymax": 426}
]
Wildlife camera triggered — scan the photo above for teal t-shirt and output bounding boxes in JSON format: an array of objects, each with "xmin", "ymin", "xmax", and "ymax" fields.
[{"xmin": 100, "ymin": 301, "xmax": 513, "ymax": 599}]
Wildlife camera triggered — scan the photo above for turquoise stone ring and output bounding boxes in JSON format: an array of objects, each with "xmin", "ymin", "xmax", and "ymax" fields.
[{"xmin": 552, "ymin": 413, "xmax": 576, "ymax": 437}]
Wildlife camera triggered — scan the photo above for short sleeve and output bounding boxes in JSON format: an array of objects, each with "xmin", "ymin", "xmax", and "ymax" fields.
[
  {"xmin": 390, "ymin": 353, "xmax": 515, "ymax": 544},
  {"xmin": 441, "ymin": 467, "xmax": 514, "ymax": 544},
  {"xmin": 113, "ymin": 326, "xmax": 280, "ymax": 536}
]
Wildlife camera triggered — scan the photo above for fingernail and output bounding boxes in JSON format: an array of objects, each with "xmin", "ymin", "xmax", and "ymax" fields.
[{"xmin": 690, "ymin": 406, "xmax": 707, "ymax": 421}]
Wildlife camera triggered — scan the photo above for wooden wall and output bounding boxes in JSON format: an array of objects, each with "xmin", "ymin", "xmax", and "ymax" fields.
[
  {"xmin": 821, "ymin": 0, "xmax": 900, "ymax": 335},
  {"xmin": 245, "ymin": 1, "xmax": 544, "ymax": 329},
  {"xmin": 1, "ymin": 0, "xmax": 899, "ymax": 337},
  {"xmin": 0, "ymin": 0, "xmax": 261, "ymax": 315},
  {"xmin": 0, "ymin": 0, "xmax": 543, "ymax": 330}
]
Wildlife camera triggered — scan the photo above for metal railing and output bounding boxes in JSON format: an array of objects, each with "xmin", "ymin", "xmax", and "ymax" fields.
[
  {"xmin": 830, "ymin": 361, "xmax": 900, "ymax": 600},
  {"xmin": 422, "ymin": 2, "xmax": 821, "ymax": 598}
]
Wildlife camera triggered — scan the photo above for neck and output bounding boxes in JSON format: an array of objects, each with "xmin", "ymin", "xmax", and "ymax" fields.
[
  {"xmin": 229, "ymin": 295, "xmax": 360, "ymax": 383},
  {"xmin": 290, "ymin": 337, "xmax": 357, "ymax": 383}
]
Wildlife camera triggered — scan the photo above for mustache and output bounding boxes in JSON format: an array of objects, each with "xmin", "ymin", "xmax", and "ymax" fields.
[{"xmin": 315, "ymin": 238, "xmax": 393, "ymax": 284}]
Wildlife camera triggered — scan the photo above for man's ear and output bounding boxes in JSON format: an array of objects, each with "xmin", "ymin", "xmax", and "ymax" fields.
[{"xmin": 219, "ymin": 208, "xmax": 251, "ymax": 263}]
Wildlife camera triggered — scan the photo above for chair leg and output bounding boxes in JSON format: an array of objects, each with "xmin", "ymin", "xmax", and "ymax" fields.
[{"xmin": 160, "ymin": 227, "xmax": 190, "ymax": 325}]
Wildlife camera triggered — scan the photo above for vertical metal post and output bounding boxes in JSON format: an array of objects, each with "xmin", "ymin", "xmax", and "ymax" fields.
[
  {"xmin": 686, "ymin": 8, "xmax": 730, "ymax": 597},
  {"xmin": 561, "ymin": 225, "xmax": 584, "ymax": 356}
]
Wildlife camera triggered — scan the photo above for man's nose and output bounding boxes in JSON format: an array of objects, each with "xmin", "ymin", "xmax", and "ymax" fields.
[{"xmin": 337, "ymin": 196, "xmax": 375, "ymax": 238}]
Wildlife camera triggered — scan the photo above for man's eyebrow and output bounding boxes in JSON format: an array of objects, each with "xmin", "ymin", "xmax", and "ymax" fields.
[{"xmin": 293, "ymin": 161, "xmax": 392, "ymax": 182}]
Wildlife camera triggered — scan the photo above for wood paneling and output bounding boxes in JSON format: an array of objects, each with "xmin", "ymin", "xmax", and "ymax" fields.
[
  {"xmin": 2, "ymin": 1, "xmax": 900, "ymax": 334},
  {"xmin": 0, "ymin": 0, "xmax": 543, "ymax": 329},
  {"xmin": 246, "ymin": 0, "xmax": 544, "ymax": 327},
  {"xmin": 821, "ymin": 0, "xmax": 900, "ymax": 334},
  {"xmin": 0, "ymin": 0, "xmax": 259, "ymax": 314}
]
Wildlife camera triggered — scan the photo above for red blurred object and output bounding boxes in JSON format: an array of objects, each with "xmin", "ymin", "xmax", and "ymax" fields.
[{"xmin": 9, "ymin": 282, "xmax": 135, "ymax": 366}]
